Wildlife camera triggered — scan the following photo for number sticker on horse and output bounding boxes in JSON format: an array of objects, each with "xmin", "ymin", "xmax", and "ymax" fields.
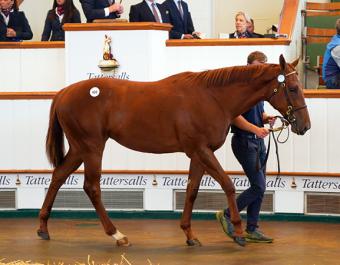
[{"xmin": 90, "ymin": 87, "xmax": 100, "ymax": 97}]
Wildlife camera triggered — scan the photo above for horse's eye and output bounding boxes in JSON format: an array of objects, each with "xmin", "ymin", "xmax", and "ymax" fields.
[{"xmin": 289, "ymin": 86, "xmax": 298, "ymax": 92}]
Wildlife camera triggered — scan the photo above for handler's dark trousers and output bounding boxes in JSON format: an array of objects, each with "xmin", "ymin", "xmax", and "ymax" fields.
[{"xmin": 225, "ymin": 134, "xmax": 266, "ymax": 232}]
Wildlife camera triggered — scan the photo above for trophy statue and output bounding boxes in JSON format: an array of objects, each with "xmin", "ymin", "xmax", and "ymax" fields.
[{"xmin": 98, "ymin": 35, "xmax": 119, "ymax": 71}]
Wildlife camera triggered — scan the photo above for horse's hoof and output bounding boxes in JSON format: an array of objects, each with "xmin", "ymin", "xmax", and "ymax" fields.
[
  {"xmin": 37, "ymin": 229, "xmax": 50, "ymax": 240},
  {"xmin": 116, "ymin": 237, "xmax": 131, "ymax": 247},
  {"xmin": 233, "ymin": 236, "xmax": 246, "ymax": 247},
  {"xmin": 186, "ymin": 239, "xmax": 202, "ymax": 247}
]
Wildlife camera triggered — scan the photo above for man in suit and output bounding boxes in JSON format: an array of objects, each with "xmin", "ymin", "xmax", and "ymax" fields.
[
  {"xmin": 129, "ymin": 0, "xmax": 168, "ymax": 23},
  {"xmin": 80, "ymin": 0, "xmax": 124, "ymax": 23},
  {"xmin": 162, "ymin": 0, "xmax": 198, "ymax": 39}
]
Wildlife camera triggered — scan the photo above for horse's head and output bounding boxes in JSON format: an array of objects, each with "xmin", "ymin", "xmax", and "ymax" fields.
[{"xmin": 266, "ymin": 55, "xmax": 311, "ymax": 135}]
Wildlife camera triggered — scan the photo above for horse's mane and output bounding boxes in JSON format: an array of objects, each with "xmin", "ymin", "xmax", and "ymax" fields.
[{"xmin": 192, "ymin": 64, "xmax": 277, "ymax": 88}]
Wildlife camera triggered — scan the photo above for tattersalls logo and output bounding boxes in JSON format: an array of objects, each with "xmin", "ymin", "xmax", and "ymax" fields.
[{"xmin": 87, "ymin": 35, "xmax": 130, "ymax": 80}]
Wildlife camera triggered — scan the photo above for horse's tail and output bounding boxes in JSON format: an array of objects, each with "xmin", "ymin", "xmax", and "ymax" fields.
[{"xmin": 46, "ymin": 95, "xmax": 65, "ymax": 168}]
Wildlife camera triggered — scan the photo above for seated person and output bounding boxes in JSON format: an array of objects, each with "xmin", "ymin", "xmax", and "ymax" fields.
[
  {"xmin": 129, "ymin": 0, "xmax": 168, "ymax": 23},
  {"xmin": 323, "ymin": 18, "xmax": 340, "ymax": 89},
  {"xmin": 247, "ymin": 18, "xmax": 264, "ymax": 38},
  {"xmin": 41, "ymin": 0, "xmax": 81, "ymax": 41},
  {"xmin": 162, "ymin": 0, "xmax": 200, "ymax": 39},
  {"xmin": 80, "ymin": 0, "xmax": 123, "ymax": 23},
  {"xmin": 229, "ymin": 11, "xmax": 260, "ymax": 39},
  {"xmin": 0, "ymin": 0, "xmax": 33, "ymax": 41}
]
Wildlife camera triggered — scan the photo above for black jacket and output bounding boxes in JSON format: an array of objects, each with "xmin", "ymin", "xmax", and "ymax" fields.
[
  {"xmin": 41, "ymin": 9, "xmax": 81, "ymax": 41},
  {"xmin": 80, "ymin": 0, "xmax": 119, "ymax": 22},
  {"xmin": 0, "ymin": 11, "xmax": 33, "ymax": 41},
  {"xmin": 229, "ymin": 31, "xmax": 264, "ymax": 39},
  {"xmin": 162, "ymin": 0, "xmax": 194, "ymax": 39},
  {"xmin": 129, "ymin": 0, "xmax": 169, "ymax": 23}
]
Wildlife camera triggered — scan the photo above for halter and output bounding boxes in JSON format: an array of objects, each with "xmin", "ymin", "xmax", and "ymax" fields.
[{"xmin": 268, "ymin": 70, "xmax": 307, "ymax": 124}]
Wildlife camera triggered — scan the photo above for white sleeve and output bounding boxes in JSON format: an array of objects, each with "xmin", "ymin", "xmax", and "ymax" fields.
[
  {"xmin": 104, "ymin": 7, "xmax": 110, "ymax": 17},
  {"xmin": 331, "ymin": 45, "xmax": 340, "ymax": 68}
]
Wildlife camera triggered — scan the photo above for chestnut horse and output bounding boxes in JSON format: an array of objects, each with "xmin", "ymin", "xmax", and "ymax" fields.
[{"xmin": 38, "ymin": 55, "xmax": 310, "ymax": 247}]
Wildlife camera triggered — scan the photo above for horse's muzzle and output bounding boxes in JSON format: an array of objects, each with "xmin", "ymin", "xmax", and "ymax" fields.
[{"xmin": 293, "ymin": 123, "xmax": 311, "ymax": 135}]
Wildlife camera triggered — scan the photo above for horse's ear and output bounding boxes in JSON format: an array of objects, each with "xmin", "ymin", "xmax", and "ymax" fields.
[
  {"xmin": 279, "ymin": 54, "xmax": 286, "ymax": 71},
  {"xmin": 290, "ymin": 57, "xmax": 299, "ymax": 68}
]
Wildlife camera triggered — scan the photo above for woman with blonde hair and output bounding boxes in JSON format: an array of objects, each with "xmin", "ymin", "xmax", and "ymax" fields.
[{"xmin": 229, "ymin": 11, "xmax": 261, "ymax": 39}]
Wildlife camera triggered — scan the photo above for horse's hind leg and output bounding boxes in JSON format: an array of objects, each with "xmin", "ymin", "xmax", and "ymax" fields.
[
  {"xmin": 195, "ymin": 146, "xmax": 245, "ymax": 246},
  {"xmin": 37, "ymin": 149, "xmax": 82, "ymax": 240},
  {"xmin": 181, "ymin": 156, "xmax": 204, "ymax": 246},
  {"xmin": 83, "ymin": 152, "xmax": 130, "ymax": 247}
]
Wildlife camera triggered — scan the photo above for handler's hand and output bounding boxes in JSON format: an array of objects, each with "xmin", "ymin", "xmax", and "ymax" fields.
[
  {"xmin": 255, "ymin": 127, "xmax": 270, "ymax": 138},
  {"xmin": 264, "ymin": 115, "xmax": 277, "ymax": 127}
]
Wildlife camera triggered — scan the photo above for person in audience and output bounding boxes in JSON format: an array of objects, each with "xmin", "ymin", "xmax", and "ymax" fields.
[
  {"xmin": 323, "ymin": 18, "xmax": 340, "ymax": 89},
  {"xmin": 129, "ymin": 0, "xmax": 168, "ymax": 23},
  {"xmin": 162, "ymin": 0, "xmax": 200, "ymax": 39},
  {"xmin": 0, "ymin": 0, "xmax": 32, "ymax": 41},
  {"xmin": 80, "ymin": 0, "xmax": 123, "ymax": 23},
  {"xmin": 41, "ymin": 0, "xmax": 81, "ymax": 41},
  {"xmin": 247, "ymin": 18, "xmax": 264, "ymax": 38},
  {"xmin": 216, "ymin": 51, "xmax": 275, "ymax": 244},
  {"xmin": 229, "ymin": 11, "xmax": 259, "ymax": 39}
]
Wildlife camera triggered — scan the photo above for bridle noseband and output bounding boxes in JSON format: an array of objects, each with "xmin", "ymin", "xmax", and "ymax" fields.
[{"xmin": 268, "ymin": 70, "xmax": 307, "ymax": 124}]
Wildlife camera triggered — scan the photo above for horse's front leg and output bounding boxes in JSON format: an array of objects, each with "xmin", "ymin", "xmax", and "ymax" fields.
[
  {"xmin": 181, "ymin": 156, "xmax": 204, "ymax": 246},
  {"xmin": 196, "ymin": 146, "xmax": 245, "ymax": 246}
]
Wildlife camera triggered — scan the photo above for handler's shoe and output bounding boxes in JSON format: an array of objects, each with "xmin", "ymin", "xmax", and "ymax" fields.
[
  {"xmin": 245, "ymin": 229, "xmax": 273, "ymax": 243},
  {"xmin": 216, "ymin": 210, "xmax": 234, "ymax": 239}
]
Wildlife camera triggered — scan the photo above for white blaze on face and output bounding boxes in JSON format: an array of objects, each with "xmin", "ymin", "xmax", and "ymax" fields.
[{"xmin": 90, "ymin": 87, "xmax": 100, "ymax": 97}]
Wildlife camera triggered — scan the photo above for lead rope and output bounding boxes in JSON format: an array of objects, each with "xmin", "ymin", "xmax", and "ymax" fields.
[{"xmin": 259, "ymin": 116, "xmax": 290, "ymax": 177}]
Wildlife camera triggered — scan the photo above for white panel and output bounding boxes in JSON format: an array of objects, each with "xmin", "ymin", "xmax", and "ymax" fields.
[
  {"xmin": 0, "ymin": 50, "xmax": 21, "ymax": 91},
  {"xmin": 308, "ymin": 98, "xmax": 328, "ymax": 172},
  {"xmin": 65, "ymin": 30, "xmax": 168, "ymax": 84},
  {"xmin": 292, "ymin": 130, "xmax": 310, "ymax": 172},
  {"xmin": 158, "ymin": 153, "xmax": 177, "ymax": 170},
  {"xmin": 224, "ymin": 136, "xmax": 241, "ymax": 171},
  {"xmin": 102, "ymin": 140, "xmax": 129, "ymax": 170},
  {"xmin": 17, "ymin": 187, "xmax": 45, "ymax": 209},
  {"xmin": 327, "ymin": 99, "xmax": 340, "ymax": 172},
  {"xmin": 215, "ymin": 143, "xmax": 227, "ymax": 169},
  {"xmin": 21, "ymin": 49, "xmax": 65, "ymax": 91},
  {"xmin": 275, "ymin": 190, "xmax": 304, "ymax": 213},
  {"xmin": 176, "ymin": 153, "xmax": 190, "ymax": 170},
  {"xmin": 165, "ymin": 45, "xmax": 288, "ymax": 77},
  {"xmin": 12, "ymin": 101, "xmax": 32, "ymax": 169},
  {"xmin": 144, "ymin": 188, "xmax": 173, "ymax": 210},
  {"xmin": 0, "ymin": 101, "xmax": 15, "ymax": 167},
  {"xmin": 28, "ymin": 100, "xmax": 52, "ymax": 168}
]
